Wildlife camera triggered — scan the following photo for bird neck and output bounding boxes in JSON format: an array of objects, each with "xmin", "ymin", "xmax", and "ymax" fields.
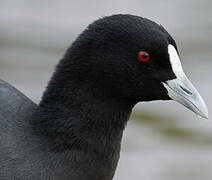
[{"xmin": 31, "ymin": 66, "xmax": 133, "ymax": 179}]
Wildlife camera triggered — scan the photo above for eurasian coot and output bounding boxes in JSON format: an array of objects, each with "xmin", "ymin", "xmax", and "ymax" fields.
[{"xmin": 0, "ymin": 14, "xmax": 208, "ymax": 180}]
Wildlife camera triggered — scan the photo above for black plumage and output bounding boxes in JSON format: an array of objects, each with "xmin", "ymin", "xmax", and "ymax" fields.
[{"xmin": 0, "ymin": 14, "xmax": 206, "ymax": 180}]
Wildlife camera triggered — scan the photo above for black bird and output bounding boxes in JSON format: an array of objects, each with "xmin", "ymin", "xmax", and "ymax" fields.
[{"xmin": 0, "ymin": 14, "xmax": 208, "ymax": 180}]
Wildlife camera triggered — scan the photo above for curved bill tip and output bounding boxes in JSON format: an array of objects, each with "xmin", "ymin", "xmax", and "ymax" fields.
[{"xmin": 199, "ymin": 109, "xmax": 209, "ymax": 119}]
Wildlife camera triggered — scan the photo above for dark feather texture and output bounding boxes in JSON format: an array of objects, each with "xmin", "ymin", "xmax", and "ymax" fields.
[{"xmin": 0, "ymin": 14, "xmax": 178, "ymax": 180}]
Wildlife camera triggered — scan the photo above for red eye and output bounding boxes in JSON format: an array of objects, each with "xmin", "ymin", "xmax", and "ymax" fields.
[{"xmin": 138, "ymin": 51, "xmax": 150, "ymax": 62}]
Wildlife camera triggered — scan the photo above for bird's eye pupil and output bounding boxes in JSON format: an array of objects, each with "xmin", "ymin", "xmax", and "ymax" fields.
[
  {"xmin": 138, "ymin": 51, "xmax": 150, "ymax": 62},
  {"xmin": 142, "ymin": 53, "xmax": 148, "ymax": 59}
]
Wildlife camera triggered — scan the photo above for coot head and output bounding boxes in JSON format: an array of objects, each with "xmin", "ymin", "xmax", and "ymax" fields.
[
  {"xmin": 60, "ymin": 14, "xmax": 207, "ymax": 118},
  {"xmin": 0, "ymin": 14, "xmax": 208, "ymax": 180}
]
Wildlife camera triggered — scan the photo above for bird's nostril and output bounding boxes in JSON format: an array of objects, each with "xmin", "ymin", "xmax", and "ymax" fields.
[{"xmin": 180, "ymin": 85, "xmax": 192, "ymax": 95}]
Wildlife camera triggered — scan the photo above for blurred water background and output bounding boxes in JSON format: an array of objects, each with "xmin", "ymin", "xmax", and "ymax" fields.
[{"xmin": 0, "ymin": 0, "xmax": 211, "ymax": 179}]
